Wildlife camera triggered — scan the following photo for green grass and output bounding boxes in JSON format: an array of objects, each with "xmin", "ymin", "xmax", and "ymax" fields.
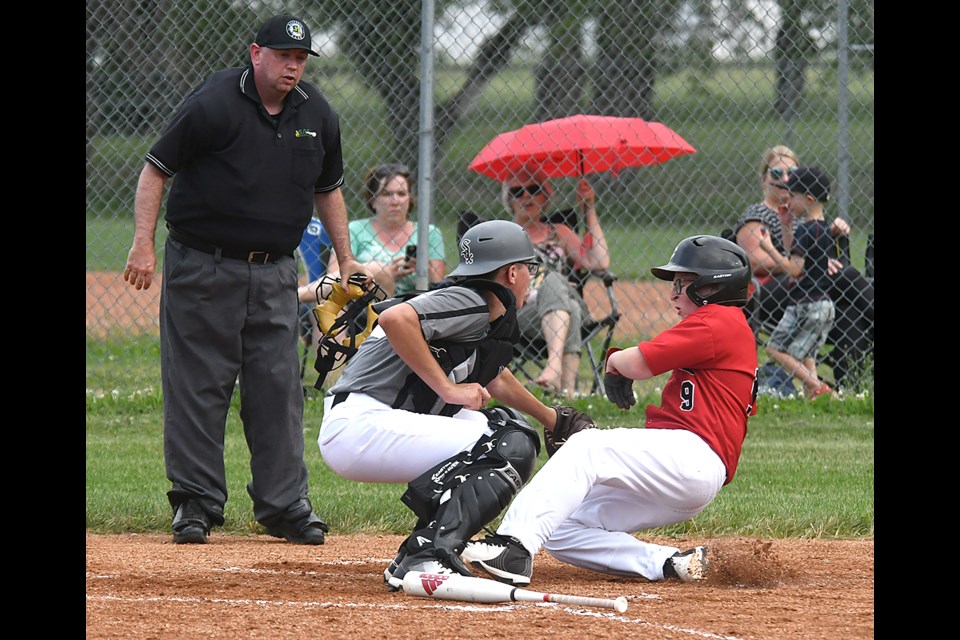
[
  {"xmin": 86, "ymin": 213, "xmax": 872, "ymax": 285},
  {"xmin": 87, "ymin": 335, "xmax": 165, "ymax": 401},
  {"xmin": 88, "ymin": 315, "xmax": 876, "ymax": 400},
  {"xmin": 86, "ymin": 388, "xmax": 874, "ymax": 540}
]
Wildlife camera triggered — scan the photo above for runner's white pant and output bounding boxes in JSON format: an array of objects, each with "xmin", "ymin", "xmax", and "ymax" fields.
[{"xmin": 497, "ymin": 427, "xmax": 726, "ymax": 581}]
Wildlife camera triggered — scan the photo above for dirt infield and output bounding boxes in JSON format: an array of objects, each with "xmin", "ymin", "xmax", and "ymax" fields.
[
  {"xmin": 86, "ymin": 532, "xmax": 873, "ymax": 639},
  {"xmin": 86, "ymin": 271, "xmax": 677, "ymax": 340}
]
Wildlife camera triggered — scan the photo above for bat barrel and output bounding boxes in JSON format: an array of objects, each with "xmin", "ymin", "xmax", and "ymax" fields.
[{"xmin": 402, "ymin": 572, "xmax": 627, "ymax": 613}]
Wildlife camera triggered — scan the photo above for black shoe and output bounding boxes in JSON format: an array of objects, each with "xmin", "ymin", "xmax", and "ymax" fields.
[
  {"xmin": 172, "ymin": 499, "xmax": 211, "ymax": 544},
  {"xmin": 263, "ymin": 511, "xmax": 329, "ymax": 545},
  {"xmin": 385, "ymin": 528, "xmax": 476, "ymax": 591},
  {"xmin": 383, "ymin": 545, "xmax": 407, "ymax": 591},
  {"xmin": 461, "ymin": 534, "xmax": 532, "ymax": 586},
  {"xmin": 386, "ymin": 548, "xmax": 458, "ymax": 591}
]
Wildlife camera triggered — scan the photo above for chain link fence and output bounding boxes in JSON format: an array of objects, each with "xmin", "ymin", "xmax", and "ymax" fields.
[{"xmin": 86, "ymin": 0, "xmax": 874, "ymax": 398}]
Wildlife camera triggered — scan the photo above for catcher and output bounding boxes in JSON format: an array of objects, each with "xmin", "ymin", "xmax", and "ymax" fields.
[
  {"xmin": 317, "ymin": 220, "xmax": 596, "ymax": 590},
  {"xmin": 462, "ymin": 235, "xmax": 758, "ymax": 585}
]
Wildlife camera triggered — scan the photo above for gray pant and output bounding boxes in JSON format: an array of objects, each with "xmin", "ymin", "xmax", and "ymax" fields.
[
  {"xmin": 767, "ymin": 299, "xmax": 836, "ymax": 361},
  {"xmin": 161, "ymin": 237, "xmax": 308, "ymax": 525},
  {"xmin": 517, "ymin": 271, "xmax": 588, "ymax": 354}
]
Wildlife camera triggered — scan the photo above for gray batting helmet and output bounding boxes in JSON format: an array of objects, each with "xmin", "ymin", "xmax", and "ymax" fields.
[
  {"xmin": 448, "ymin": 220, "xmax": 537, "ymax": 278},
  {"xmin": 650, "ymin": 235, "xmax": 751, "ymax": 307}
]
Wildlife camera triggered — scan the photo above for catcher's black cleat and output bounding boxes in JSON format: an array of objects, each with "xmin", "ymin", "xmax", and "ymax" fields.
[
  {"xmin": 383, "ymin": 547, "xmax": 407, "ymax": 591},
  {"xmin": 663, "ymin": 546, "xmax": 709, "ymax": 582},
  {"xmin": 386, "ymin": 549, "xmax": 458, "ymax": 591},
  {"xmin": 172, "ymin": 499, "xmax": 211, "ymax": 544},
  {"xmin": 460, "ymin": 534, "xmax": 532, "ymax": 586}
]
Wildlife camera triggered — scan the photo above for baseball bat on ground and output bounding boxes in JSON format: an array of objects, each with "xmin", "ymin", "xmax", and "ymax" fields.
[{"xmin": 402, "ymin": 571, "xmax": 628, "ymax": 613}]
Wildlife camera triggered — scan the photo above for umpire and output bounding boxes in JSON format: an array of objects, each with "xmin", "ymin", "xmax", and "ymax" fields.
[{"xmin": 123, "ymin": 14, "xmax": 370, "ymax": 545}]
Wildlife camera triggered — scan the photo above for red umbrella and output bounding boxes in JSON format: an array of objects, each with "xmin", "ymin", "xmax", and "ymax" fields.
[{"xmin": 467, "ymin": 114, "xmax": 696, "ymax": 181}]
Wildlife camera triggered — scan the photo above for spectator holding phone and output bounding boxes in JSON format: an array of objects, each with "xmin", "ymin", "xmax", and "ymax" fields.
[{"xmin": 324, "ymin": 163, "xmax": 445, "ymax": 297}]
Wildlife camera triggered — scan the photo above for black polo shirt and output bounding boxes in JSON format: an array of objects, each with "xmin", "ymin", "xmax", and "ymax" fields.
[{"xmin": 147, "ymin": 65, "xmax": 344, "ymax": 254}]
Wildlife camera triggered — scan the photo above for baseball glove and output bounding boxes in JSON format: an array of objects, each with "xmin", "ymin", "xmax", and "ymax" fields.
[
  {"xmin": 604, "ymin": 347, "xmax": 636, "ymax": 410},
  {"xmin": 545, "ymin": 405, "xmax": 596, "ymax": 457}
]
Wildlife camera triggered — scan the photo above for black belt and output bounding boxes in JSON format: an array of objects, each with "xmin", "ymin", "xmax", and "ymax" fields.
[
  {"xmin": 167, "ymin": 226, "xmax": 291, "ymax": 264},
  {"xmin": 331, "ymin": 392, "xmax": 350, "ymax": 408}
]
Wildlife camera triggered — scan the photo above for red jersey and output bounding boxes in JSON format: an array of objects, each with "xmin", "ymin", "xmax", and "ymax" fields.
[{"xmin": 637, "ymin": 305, "xmax": 758, "ymax": 484}]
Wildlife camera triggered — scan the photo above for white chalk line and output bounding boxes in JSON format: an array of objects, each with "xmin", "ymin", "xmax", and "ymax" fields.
[
  {"xmin": 88, "ymin": 560, "xmax": 740, "ymax": 639},
  {"xmin": 86, "ymin": 594, "xmax": 742, "ymax": 639},
  {"xmin": 86, "ymin": 595, "xmax": 512, "ymax": 612}
]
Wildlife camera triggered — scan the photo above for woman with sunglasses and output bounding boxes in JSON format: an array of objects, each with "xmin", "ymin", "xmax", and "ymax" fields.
[
  {"xmin": 323, "ymin": 163, "xmax": 446, "ymax": 297},
  {"xmin": 734, "ymin": 145, "xmax": 800, "ymax": 297},
  {"xmin": 727, "ymin": 145, "xmax": 805, "ymax": 356},
  {"xmin": 731, "ymin": 146, "xmax": 873, "ymax": 390},
  {"xmin": 500, "ymin": 166, "xmax": 610, "ymax": 398}
]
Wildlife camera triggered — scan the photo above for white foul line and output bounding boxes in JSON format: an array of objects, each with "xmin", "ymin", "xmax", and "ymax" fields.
[{"xmin": 86, "ymin": 594, "xmax": 743, "ymax": 639}]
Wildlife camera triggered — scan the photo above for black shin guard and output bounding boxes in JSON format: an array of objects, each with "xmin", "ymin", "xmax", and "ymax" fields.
[
  {"xmin": 427, "ymin": 427, "xmax": 539, "ymax": 568},
  {"xmin": 429, "ymin": 464, "xmax": 522, "ymax": 573},
  {"xmin": 399, "ymin": 411, "xmax": 540, "ymax": 571}
]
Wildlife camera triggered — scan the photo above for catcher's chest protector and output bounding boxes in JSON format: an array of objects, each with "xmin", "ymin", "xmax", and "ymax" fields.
[{"xmin": 391, "ymin": 279, "xmax": 519, "ymax": 416}]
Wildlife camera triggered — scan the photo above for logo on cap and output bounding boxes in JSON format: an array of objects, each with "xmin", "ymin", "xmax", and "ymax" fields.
[
  {"xmin": 459, "ymin": 238, "xmax": 475, "ymax": 265},
  {"xmin": 286, "ymin": 20, "xmax": 307, "ymax": 41}
]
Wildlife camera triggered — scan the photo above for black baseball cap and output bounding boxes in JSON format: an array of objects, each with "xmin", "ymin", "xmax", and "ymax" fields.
[
  {"xmin": 255, "ymin": 15, "xmax": 318, "ymax": 56},
  {"xmin": 772, "ymin": 166, "xmax": 831, "ymax": 202}
]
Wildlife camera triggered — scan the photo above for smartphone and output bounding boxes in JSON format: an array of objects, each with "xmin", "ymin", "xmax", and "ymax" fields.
[{"xmin": 404, "ymin": 244, "xmax": 417, "ymax": 261}]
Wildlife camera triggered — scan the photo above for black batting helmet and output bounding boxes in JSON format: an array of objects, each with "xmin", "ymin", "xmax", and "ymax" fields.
[{"xmin": 650, "ymin": 235, "xmax": 751, "ymax": 307}]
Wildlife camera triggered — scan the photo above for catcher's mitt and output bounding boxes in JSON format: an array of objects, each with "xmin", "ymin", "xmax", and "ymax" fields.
[{"xmin": 545, "ymin": 405, "xmax": 596, "ymax": 457}]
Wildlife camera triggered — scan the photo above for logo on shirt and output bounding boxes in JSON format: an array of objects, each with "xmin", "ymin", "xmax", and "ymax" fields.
[{"xmin": 295, "ymin": 129, "xmax": 317, "ymax": 138}]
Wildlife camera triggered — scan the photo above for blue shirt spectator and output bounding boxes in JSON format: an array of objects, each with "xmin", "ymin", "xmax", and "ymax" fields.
[{"xmin": 299, "ymin": 216, "xmax": 332, "ymax": 283}]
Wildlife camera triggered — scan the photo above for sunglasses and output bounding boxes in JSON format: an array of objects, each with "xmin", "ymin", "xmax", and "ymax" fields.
[
  {"xmin": 673, "ymin": 279, "xmax": 696, "ymax": 296},
  {"xmin": 767, "ymin": 167, "xmax": 793, "ymax": 181},
  {"xmin": 508, "ymin": 184, "xmax": 544, "ymax": 199},
  {"xmin": 521, "ymin": 261, "xmax": 541, "ymax": 276}
]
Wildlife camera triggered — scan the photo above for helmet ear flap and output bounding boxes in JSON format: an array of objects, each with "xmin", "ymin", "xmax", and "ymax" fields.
[
  {"xmin": 684, "ymin": 277, "xmax": 711, "ymax": 307},
  {"xmin": 685, "ymin": 275, "xmax": 743, "ymax": 307}
]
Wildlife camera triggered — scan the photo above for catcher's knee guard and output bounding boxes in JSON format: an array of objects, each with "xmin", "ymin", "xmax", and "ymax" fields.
[
  {"xmin": 479, "ymin": 406, "xmax": 538, "ymax": 444},
  {"xmin": 478, "ymin": 405, "xmax": 541, "ymax": 469},
  {"xmin": 429, "ymin": 428, "xmax": 538, "ymax": 568},
  {"xmin": 484, "ymin": 423, "xmax": 540, "ymax": 484},
  {"xmin": 400, "ymin": 410, "xmax": 540, "ymax": 569}
]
